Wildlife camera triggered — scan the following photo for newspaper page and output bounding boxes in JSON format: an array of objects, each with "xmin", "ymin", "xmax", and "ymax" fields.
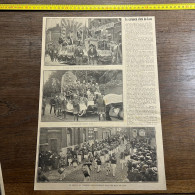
[
  {"xmin": 0, "ymin": 164, "xmax": 5, "ymax": 195},
  {"xmin": 34, "ymin": 17, "xmax": 166, "ymax": 190}
]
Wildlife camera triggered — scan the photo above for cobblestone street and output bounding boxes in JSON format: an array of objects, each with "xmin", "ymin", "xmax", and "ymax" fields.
[
  {"xmin": 42, "ymin": 103, "xmax": 100, "ymax": 122},
  {"xmin": 45, "ymin": 55, "xmax": 65, "ymax": 66},
  {"xmin": 42, "ymin": 102, "xmax": 122, "ymax": 122},
  {"xmin": 45, "ymin": 144, "xmax": 129, "ymax": 182}
]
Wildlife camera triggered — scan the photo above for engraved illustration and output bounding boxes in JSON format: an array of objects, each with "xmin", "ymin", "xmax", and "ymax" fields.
[
  {"xmin": 45, "ymin": 18, "xmax": 122, "ymax": 66},
  {"xmin": 42, "ymin": 70, "xmax": 123, "ymax": 122},
  {"xmin": 37, "ymin": 127, "xmax": 158, "ymax": 183}
]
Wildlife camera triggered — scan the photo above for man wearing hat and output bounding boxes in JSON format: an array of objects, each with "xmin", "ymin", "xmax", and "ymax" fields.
[
  {"xmin": 88, "ymin": 44, "xmax": 98, "ymax": 65},
  {"xmin": 49, "ymin": 96, "xmax": 56, "ymax": 115},
  {"xmin": 72, "ymin": 94, "xmax": 80, "ymax": 121},
  {"xmin": 74, "ymin": 44, "xmax": 84, "ymax": 65},
  {"xmin": 110, "ymin": 153, "xmax": 117, "ymax": 177},
  {"xmin": 96, "ymin": 94, "xmax": 106, "ymax": 121},
  {"xmin": 82, "ymin": 160, "xmax": 91, "ymax": 182},
  {"xmin": 42, "ymin": 97, "xmax": 46, "ymax": 116}
]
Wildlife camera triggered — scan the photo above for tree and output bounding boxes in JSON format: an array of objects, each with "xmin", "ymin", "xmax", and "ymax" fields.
[
  {"xmin": 43, "ymin": 70, "xmax": 123, "ymax": 97},
  {"xmin": 43, "ymin": 71, "xmax": 66, "ymax": 97}
]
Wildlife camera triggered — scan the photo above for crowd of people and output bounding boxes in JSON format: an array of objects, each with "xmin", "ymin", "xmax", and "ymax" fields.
[
  {"xmin": 47, "ymin": 38, "xmax": 122, "ymax": 65},
  {"xmin": 42, "ymin": 80, "xmax": 107, "ymax": 121},
  {"xmin": 125, "ymin": 138, "xmax": 158, "ymax": 182},
  {"xmin": 38, "ymin": 132, "xmax": 158, "ymax": 182},
  {"xmin": 38, "ymin": 134, "xmax": 121, "ymax": 182},
  {"xmin": 47, "ymin": 44, "xmax": 59, "ymax": 62}
]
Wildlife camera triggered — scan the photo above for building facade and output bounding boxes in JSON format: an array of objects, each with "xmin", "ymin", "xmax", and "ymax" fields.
[
  {"xmin": 39, "ymin": 127, "xmax": 117, "ymax": 153},
  {"xmin": 45, "ymin": 24, "xmax": 61, "ymax": 51},
  {"xmin": 88, "ymin": 18, "xmax": 121, "ymax": 44},
  {"xmin": 126, "ymin": 127, "xmax": 156, "ymax": 148}
]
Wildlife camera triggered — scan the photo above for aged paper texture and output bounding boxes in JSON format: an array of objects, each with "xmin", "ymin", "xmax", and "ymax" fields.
[
  {"xmin": 0, "ymin": 164, "xmax": 5, "ymax": 195},
  {"xmin": 34, "ymin": 17, "xmax": 166, "ymax": 190}
]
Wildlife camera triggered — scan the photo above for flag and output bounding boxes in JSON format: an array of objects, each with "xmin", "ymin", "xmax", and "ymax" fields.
[{"xmin": 61, "ymin": 19, "xmax": 67, "ymax": 41}]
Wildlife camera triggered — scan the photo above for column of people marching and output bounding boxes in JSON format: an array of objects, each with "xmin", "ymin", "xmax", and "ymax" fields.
[{"xmin": 38, "ymin": 134, "xmax": 158, "ymax": 182}]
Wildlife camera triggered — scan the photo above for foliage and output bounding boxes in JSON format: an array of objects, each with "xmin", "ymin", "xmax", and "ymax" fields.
[{"xmin": 43, "ymin": 70, "xmax": 122, "ymax": 97}]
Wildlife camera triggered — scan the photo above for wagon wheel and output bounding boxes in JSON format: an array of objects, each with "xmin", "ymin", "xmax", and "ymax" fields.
[
  {"xmin": 99, "ymin": 113, "xmax": 106, "ymax": 121},
  {"xmin": 57, "ymin": 56, "xmax": 62, "ymax": 62},
  {"xmin": 78, "ymin": 110, "xmax": 86, "ymax": 117}
]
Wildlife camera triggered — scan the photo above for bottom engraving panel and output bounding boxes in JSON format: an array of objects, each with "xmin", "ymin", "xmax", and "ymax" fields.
[{"xmin": 37, "ymin": 127, "xmax": 158, "ymax": 183}]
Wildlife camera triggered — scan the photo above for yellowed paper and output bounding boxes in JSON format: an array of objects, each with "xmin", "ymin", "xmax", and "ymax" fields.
[
  {"xmin": 0, "ymin": 164, "xmax": 5, "ymax": 195},
  {"xmin": 34, "ymin": 17, "xmax": 166, "ymax": 190}
]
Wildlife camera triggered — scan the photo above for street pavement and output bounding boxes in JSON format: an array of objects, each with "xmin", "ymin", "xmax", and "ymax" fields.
[
  {"xmin": 42, "ymin": 102, "xmax": 121, "ymax": 122},
  {"xmin": 45, "ymin": 144, "xmax": 129, "ymax": 182},
  {"xmin": 45, "ymin": 55, "xmax": 65, "ymax": 66},
  {"xmin": 42, "ymin": 103, "xmax": 100, "ymax": 122}
]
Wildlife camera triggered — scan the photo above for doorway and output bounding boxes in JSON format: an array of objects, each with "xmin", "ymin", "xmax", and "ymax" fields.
[
  {"xmin": 67, "ymin": 128, "xmax": 72, "ymax": 146},
  {"xmin": 50, "ymin": 139, "xmax": 58, "ymax": 153}
]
